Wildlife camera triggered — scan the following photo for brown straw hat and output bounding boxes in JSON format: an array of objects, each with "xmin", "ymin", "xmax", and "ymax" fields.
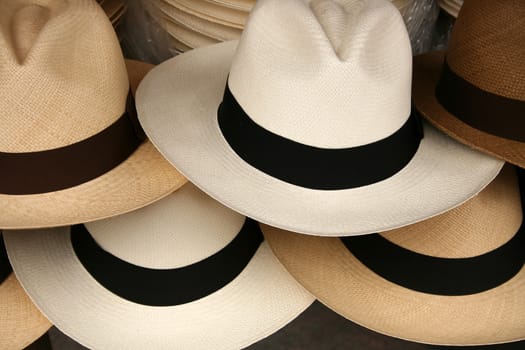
[
  {"xmin": 0, "ymin": 0, "xmax": 185, "ymax": 229},
  {"xmin": 412, "ymin": 0, "xmax": 525, "ymax": 168},
  {"xmin": 263, "ymin": 164, "xmax": 525, "ymax": 346},
  {"xmin": 0, "ymin": 233, "xmax": 51, "ymax": 349}
]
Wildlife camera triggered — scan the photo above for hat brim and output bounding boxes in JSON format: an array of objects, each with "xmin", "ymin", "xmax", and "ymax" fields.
[
  {"xmin": 136, "ymin": 41, "xmax": 503, "ymax": 236},
  {"xmin": 413, "ymin": 52, "xmax": 525, "ymax": 169},
  {"xmin": 0, "ymin": 60, "xmax": 186, "ymax": 229},
  {"xmin": 3, "ymin": 226, "xmax": 313, "ymax": 350},
  {"xmin": 162, "ymin": 0, "xmax": 245, "ymax": 28},
  {"xmin": 262, "ymin": 223, "xmax": 525, "ymax": 346},
  {"xmin": 0, "ymin": 273, "xmax": 51, "ymax": 349}
]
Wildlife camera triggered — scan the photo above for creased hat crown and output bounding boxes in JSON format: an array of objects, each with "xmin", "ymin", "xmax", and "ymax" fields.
[
  {"xmin": 0, "ymin": 0, "xmax": 128, "ymax": 152},
  {"xmin": 228, "ymin": 0, "xmax": 412, "ymax": 148},
  {"xmin": 446, "ymin": 0, "xmax": 525, "ymax": 100}
]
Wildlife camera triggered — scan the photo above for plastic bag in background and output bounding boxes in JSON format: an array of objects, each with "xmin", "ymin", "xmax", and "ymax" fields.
[
  {"xmin": 119, "ymin": 0, "xmax": 442, "ymax": 64},
  {"xmin": 430, "ymin": 10, "xmax": 455, "ymax": 51},
  {"xmin": 403, "ymin": 0, "xmax": 440, "ymax": 55},
  {"xmin": 119, "ymin": 0, "xmax": 176, "ymax": 64}
]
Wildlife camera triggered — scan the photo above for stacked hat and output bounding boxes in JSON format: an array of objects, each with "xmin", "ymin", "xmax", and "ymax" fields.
[
  {"xmin": 0, "ymin": 0, "xmax": 185, "ymax": 229},
  {"xmin": 262, "ymin": 165, "xmax": 525, "ymax": 346},
  {"xmin": 147, "ymin": 0, "xmax": 418, "ymax": 52},
  {"xmin": 136, "ymin": 0, "xmax": 503, "ymax": 236},
  {"xmin": 0, "ymin": 233, "xmax": 51, "ymax": 350},
  {"xmin": 413, "ymin": 0, "xmax": 525, "ymax": 168},
  {"xmin": 4, "ymin": 183, "xmax": 315, "ymax": 350},
  {"xmin": 97, "ymin": 0, "xmax": 127, "ymax": 27},
  {"xmin": 438, "ymin": 0, "xmax": 463, "ymax": 17}
]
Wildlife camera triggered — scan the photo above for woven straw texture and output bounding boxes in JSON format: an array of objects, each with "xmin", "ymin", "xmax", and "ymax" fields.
[
  {"xmin": 413, "ymin": 1, "xmax": 525, "ymax": 168},
  {"xmin": 137, "ymin": 0, "xmax": 502, "ymax": 236},
  {"xmin": 4, "ymin": 184, "xmax": 314, "ymax": 350},
  {"xmin": 0, "ymin": 0, "xmax": 186, "ymax": 228},
  {"xmin": 263, "ymin": 165, "xmax": 525, "ymax": 345},
  {"xmin": 0, "ymin": 273, "xmax": 51, "ymax": 350}
]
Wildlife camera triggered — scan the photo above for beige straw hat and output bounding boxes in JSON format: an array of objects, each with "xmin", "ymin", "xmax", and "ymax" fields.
[
  {"xmin": 163, "ymin": 0, "xmax": 247, "ymax": 28},
  {"xmin": 3, "ymin": 183, "xmax": 314, "ymax": 350},
  {"xmin": 0, "ymin": 0, "xmax": 185, "ymax": 229},
  {"xmin": 413, "ymin": 0, "xmax": 525, "ymax": 168},
  {"xmin": 263, "ymin": 165, "xmax": 525, "ymax": 345},
  {"xmin": 203, "ymin": 0, "xmax": 255, "ymax": 12},
  {"xmin": 154, "ymin": 0, "xmax": 243, "ymax": 42},
  {"xmin": 136, "ymin": 0, "xmax": 502, "ymax": 236},
  {"xmin": 438, "ymin": 0, "xmax": 463, "ymax": 17},
  {"xmin": 0, "ymin": 233, "xmax": 51, "ymax": 350}
]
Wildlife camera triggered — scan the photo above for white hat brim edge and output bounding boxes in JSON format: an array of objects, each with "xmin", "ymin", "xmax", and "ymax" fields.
[
  {"xmin": 136, "ymin": 41, "xmax": 504, "ymax": 236},
  {"xmin": 3, "ymin": 227, "xmax": 314, "ymax": 350}
]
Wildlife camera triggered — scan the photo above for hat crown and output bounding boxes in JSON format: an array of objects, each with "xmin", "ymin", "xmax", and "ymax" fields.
[
  {"xmin": 446, "ymin": 0, "xmax": 525, "ymax": 101},
  {"xmin": 0, "ymin": 0, "xmax": 128, "ymax": 152},
  {"xmin": 382, "ymin": 166, "xmax": 522, "ymax": 258},
  {"xmin": 228, "ymin": 0, "xmax": 412, "ymax": 148},
  {"xmin": 85, "ymin": 184, "xmax": 245, "ymax": 269}
]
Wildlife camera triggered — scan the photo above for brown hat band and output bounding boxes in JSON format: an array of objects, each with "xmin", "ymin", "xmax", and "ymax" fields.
[
  {"xmin": 0, "ymin": 93, "xmax": 145, "ymax": 195},
  {"xmin": 435, "ymin": 60, "xmax": 525, "ymax": 142}
]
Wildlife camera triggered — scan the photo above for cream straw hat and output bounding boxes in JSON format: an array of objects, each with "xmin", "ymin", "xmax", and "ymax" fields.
[
  {"xmin": 4, "ymin": 183, "xmax": 314, "ymax": 350},
  {"xmin": 0, "ymin": 0, "xmax": 186, "ymax": 229},
  {"xmin": 263, "ymin": 165, "xmax": 525, "ymax": 345},
  {"xmin": 136, "ymin": 0, "xmax": 502, "ymax": 236}
]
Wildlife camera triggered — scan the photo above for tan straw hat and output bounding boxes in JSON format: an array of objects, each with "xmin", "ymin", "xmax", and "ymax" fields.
[
  {"xmin": 413, "ymin": 0, "xmax": 525, "ymax": 168},
  {"xmin": 3, "ymin": 183, "xmax": 314, "ymax": 350},
  {"xmin": 0, "ymin": 233, "xmax": 51, "ymax": 350},
  {"xmin": 137, "ymin": 0, "xmax": 502, "ymax": 236},
  {"xmin": 263, "ymin": 164, "xmax": 525, "ymax": 345},
  {"xmin": 0, "ymin": 0, "xmax": 186, "ymax": 229}
]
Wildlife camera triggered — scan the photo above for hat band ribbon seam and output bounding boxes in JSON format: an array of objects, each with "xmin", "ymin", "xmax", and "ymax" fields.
[
  {"xmin": 71, "ymin": 218, "xmax": 263, "ymax": 306},
  {"xmin": 0, "ymin": 92, "xmax": 145, "ymax": 195},
  {"xmin": 435, "ymin": 60, "xmax": 525, "ymax": 142},
  {"xmin": 340, "ymin": 225, "xmax": 525, "ymax": 295},
  {"xmin": 0, "ymin": 234, "xmax": 12, "ymax": 284},
  {"xmin": 218, "ymin": 84, "xmax": 423, "ymax": 190}
]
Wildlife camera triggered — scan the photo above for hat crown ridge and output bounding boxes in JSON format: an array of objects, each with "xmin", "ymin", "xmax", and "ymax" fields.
[
  {"xmin": 0, "ymin": 0, "xmax": 129, "ymax": 153},
  {"xmin": 446, "ymin": 0, "xmax": 525, "ymax": 101},
  {"xmin": 381, "ymin": 166, "xmax": 522, "ymax": 259},
  {"xmin": 85, "ymin": 183, "xmax": 245, "ymax": 269},
  {"xmin": 228, "ymin": 0, "xmax": 412, "ymax": 148}
]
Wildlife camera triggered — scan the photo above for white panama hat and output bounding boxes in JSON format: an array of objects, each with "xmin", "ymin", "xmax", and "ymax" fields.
[
  {"xmin": 136, "ymin": 0, "xmax": 503, "ymax": 236},
  {"xmin": 4, "ymin": 183, "xmax": 314, "ymax": 350}
]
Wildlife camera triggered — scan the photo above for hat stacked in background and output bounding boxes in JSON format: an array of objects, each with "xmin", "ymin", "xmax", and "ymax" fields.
[
  {"xmin": 97, "ymin": 0, "xmax": 127, "ymax": 28},
  {"xmin": 145, "ymin": 0, "xmax": 418, "ymax": 52},
  {"xmin": 413, "ymin": 0, "xmax": 525, "ymax": 168},
  {"xmin": 0, "ymin": 0, "xmax": 185, "ymax": 229},
  {"xmin": 438, "ymin": 0, "xmax": 462, "ymax": 17}
]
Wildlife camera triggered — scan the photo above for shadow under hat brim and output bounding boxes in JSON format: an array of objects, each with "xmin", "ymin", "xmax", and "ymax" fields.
[
  {"xmin": 413, "ymin": 52, "xmax": 525, "ymax": 169},
  {"xmin": 262, "ymin": 222, "xmax": 525, "ymax": 346},
  {"xmin": 3, "ymin": 226, "xmax": 314, "ymax": 350},
  {"xmin": 0, "ymin": 60, "xmax": 186, "ymax": 229},
  {"xmin": 0, "ymin": 273, "xmax": 51, "ymax": 349},
  {"xmin": 136, "ymin": 40, "xmax": 503, "ymax": 236}
]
